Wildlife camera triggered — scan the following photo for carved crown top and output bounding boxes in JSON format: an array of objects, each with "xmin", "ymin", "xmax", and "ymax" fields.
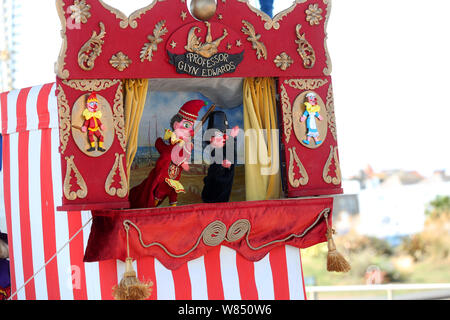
[{"xmin": 55, "ymin": 0, "xmax": 332, "ymax": 80}]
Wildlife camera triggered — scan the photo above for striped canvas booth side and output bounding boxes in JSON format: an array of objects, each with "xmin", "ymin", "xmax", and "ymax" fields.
[{"xmin": 0, "ymin": 84, "xmax": 307, "ymax": 300}]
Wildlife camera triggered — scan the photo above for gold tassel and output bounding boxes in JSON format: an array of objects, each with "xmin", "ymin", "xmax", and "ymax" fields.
[
  {"xmin": 112, "ymin": 257, "xmax": 153, "ymax": 300},
  {"xmin": 112, "ymin": 222, "xmax": 153, "ymax": 300},
  {"xmin": 324, "ymin": 213, "xmax": 351, "ymax": 273}
]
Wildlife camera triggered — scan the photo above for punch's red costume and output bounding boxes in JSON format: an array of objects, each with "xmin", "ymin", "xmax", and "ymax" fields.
[
  {"xmin": 129, "ymin": 100, "xmax": 206, "ymax": 208},
  {"xmin": 82, "ymin": 93, "xmax": 105, "ymax": 152}
]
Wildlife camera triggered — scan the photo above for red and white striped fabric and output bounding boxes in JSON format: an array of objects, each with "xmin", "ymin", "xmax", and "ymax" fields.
[{"xmin": 0, "ymin": 83, "xmax": 307, "ymax": 300}]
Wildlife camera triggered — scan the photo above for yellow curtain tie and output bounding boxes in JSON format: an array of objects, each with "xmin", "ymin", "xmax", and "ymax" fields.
[
  {"xmin": 83, "ymin": 109, "xmax": 102, "ymax": 120},
  {"xmin": 165, "ymin": 178, "xmax": 185, "ymax": 193},
  {"xmin": 304, "ymin": 102, "xmax": 321, "ymax": 113}
]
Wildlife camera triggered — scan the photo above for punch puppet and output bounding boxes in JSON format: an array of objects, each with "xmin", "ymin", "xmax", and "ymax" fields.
[
  {"xmin": 129, "ymin": 100, "xmax": 207, "ymax": 208},
  {"xmin": 81, "ymin": 93, "xmax": 106, "ymax": 152}
]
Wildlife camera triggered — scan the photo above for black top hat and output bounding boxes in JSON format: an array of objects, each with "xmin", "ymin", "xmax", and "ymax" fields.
[{"xmin": 207, "ymin": 111, "xmax": 229, "ymax": 133}]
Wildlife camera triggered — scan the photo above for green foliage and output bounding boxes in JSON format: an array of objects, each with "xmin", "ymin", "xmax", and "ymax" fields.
[{"xmin": 425, "ymin": 195, "xmax": 450, "ymax": 219}]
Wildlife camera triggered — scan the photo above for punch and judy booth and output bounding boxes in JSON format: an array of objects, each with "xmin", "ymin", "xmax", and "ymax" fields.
[{"xmin": 0, "ymin": 0, "xmax": 349, "ymax": 300}]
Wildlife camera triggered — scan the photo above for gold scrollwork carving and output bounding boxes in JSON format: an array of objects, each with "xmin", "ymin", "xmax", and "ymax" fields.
[
  {"xmin": 323, "ymin": 0, "xmax": 332, "ymax": 75},
  {"xmin": 55, "ymin": 0, "xmax": 69, "ymax": 79},
  {"xmin": 280, "ymin": 84, "xmax": 292, "ymax": 144},
  {"xmin": 64, "ymin": 155, "xmax": 88, "ymax": 200},
  {"xmin": 62, "ymin": 79, "xmax": 121, "ymax": 92},
  {"xmin": 78, "ymin": 22, "xmax": 106, "ymax": 71},
  {"xmin": 274, "ymin": 52, "xmax": 293, "ymax": 71},
  {"xmin": 241, "ymin": 20, "xmax": 267, "ymax": 60},
  {"xmin": 238, "ymin": 0, "xmax": 306, "ymax": 30},
  {"xmin": 112, "ymin": 84, "xmax": 127, "ymax": 151},
  {"xmin": 57, "ymin": 85, "xmax": 70, "ymax": 154},
  {"xmin": 284, "ymin": 78, "xmax": 328, "ymax": 90},
  {"xmin": 323, "ymin": 145, "xmax": 341, "ymax": 185},
  {"xmin": 98, "ymin": 0, "xmax": 163, "ymax": 29},
  {"xmin": 105, "ymin": 153, "xmax": 128, "ymax": 198},
  {"xmin": 288, "ymin": 147, "xmax": 309, "ymax": 188},
  {"xmin": 295, "ymin": 24, "xmax": 316, "ymax": 69},
  {"xmin": 325, "ymin": 84, "xmax": 337, "ymax": 141},
  {"xmin": 140, "ymin": 20, "xmax": 168, "ymax": 62}
]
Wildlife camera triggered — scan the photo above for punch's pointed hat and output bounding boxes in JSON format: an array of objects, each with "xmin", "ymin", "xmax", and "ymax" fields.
[
  {"xmin": 178, "ymin": 99, "xmax": 207, "ymax": 122},
  {"xmin": 87, "ymin": 92, "xmax": 99, "ymax": 104}
]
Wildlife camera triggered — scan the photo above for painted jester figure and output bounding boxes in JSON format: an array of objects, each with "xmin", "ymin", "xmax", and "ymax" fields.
[
  {"xmin": 81, "ymin": 93, "xmax": 106, "ymax": 152},
  {"xmin": 129, "ymin": 100, "xmax": 207, "ymax": 208},
  {"xmin": 300, "ymin": 92, "xmax": 323, "ymax": 146}
]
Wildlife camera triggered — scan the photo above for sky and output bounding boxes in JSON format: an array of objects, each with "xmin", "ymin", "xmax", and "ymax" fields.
[{"xmin": 6, "ymin": 0, "xmax": 450, "ymax": 179}]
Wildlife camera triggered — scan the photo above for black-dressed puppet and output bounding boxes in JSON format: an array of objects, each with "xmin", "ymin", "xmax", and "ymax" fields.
[{"xmin": 201, "ymin": 111, "xmax": 239, "ymax": 203}]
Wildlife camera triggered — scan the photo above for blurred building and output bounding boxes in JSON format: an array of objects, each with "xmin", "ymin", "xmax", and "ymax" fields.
[{"xmin": 0, "ymin": 0, "xmax": 20, "ymax": 92}]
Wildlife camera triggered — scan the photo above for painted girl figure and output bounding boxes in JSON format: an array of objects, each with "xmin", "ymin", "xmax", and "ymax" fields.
[{"xmin": 300, "ymin": 92, "xmax": 323, "ymax": 145}]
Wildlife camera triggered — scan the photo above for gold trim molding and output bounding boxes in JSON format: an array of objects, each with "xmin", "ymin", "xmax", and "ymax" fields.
[
  {"xmin": 241, "ymin": 20, "xmax": 267, "ymax": 60},
  {"xmin": 323, "ymin": 145, "xmax": 341, "ymax": 185},
  {"xmin": 323, "ymin": 0, "xmax": 332, "ymax": 75},
  {"xmin": 280, "ymin": 84, "xmax": 292, "ymax": 144},
  {"xmin": 288, "ymin": 147, "xmax": 309, "ymax": 187},
  {"xmin": 284, "ymin": 78, "xmax": 328, "ymax": 90},
  {"xmin": 62, "ymin": 79, "xmax": 121, "ymax": 91},
  {"xmin": 325, "ymin": 84, "xmax": 337, "ymax": 141},
  {"xmin": 55, "ymin": 0, "xmax": 69, "ymax": 79},
  {"xmin": 112, "ymin": 83, "xmax": 127, "ymax": 151},
  {"xmin": 105, "ymin": 153, "xmax": 128, "ymax": 198},
  {"xmin": 78, "ymin": 22, "xmax": 106, "ymax": 71},
  {"xmin": 64, "ymin": 155, "xmax": 88, "ymax": 200},
  {"xmin": 57, "ymin": 85, "xmax": 70, "ymax": 154},
  {"xmin": 98, "ymin": 0, "xmax": 164, "ymax": 29},
  {"xmin": 238, "ymin": 0, "xmax": 307, "ymax": 31},
  {"xmin": 295, "ymin": 24, "xmax": 316, "ymax": 69}
]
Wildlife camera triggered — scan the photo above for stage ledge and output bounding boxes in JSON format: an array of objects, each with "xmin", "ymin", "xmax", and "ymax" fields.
[{"xmin": 84, "ymin": 197, "xmax": 333, "ymax": 270}]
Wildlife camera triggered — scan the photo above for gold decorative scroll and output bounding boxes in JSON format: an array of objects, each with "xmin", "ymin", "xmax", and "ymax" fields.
[
  {"xmin": 98, "ymin": 0, "xmax": 163, "ymax": 29},
  {"xmin": 274, "ymin": 52, "xmax": 293, "ymax": 71},
  {"xmin": 78, "ymin": 22, "xmax": 106, "ymax": 71},
  {"xmin": 326, "ymin": 84, "xmax": 337, "ymax": 141},
  {"xmin": 295, "ymin": 24, "xmax": 316, "ymax": 69},
  {"xmin": 110, "ymin": 52, "xmax": 132, "ymax": 71},
  {"xmin": 55, "ymin": 0, "xmax": 69, "ymax": 79},
  {"xmin": 241, "ymin": 20, "xmax": 267, "ymax": 60},
  {"xmin": 140, "ymin": 20, "xmax": 168, "ymax": 62},
  {"xmin": 237, "ymin": 0, "xmax": 307, "ymax": 30},
  {"xmin": 64, "ymin": 155, "xmax": 88, "ymax": 200},
  {"xmin": 323, "ymin": 145, "xmax": 341, "ymax": 185},
  {"xmin": 122, "ymin": 208, "xmax": 330, "ymax": 257},
  {"xmin": 62, "ymin": 79, "xmax": 121, "ymax": 92},
  {"xmin": 57, "ymin": 85, "xmax": 70, "ymax": 154},
  {"xmin": 288, "ymin": 147, "xmax": 309, "ymax": 187},
  {"xmin": 105, "ymin": 153, "xmax": 128, "ymax": 198},
  {"xmin": 112, "ymin": 83, "xmax": 127, "ymax": 151},
  {"xmin": 284, "ymin": 78, "xmax": 328, "ymax": 90},
  {"xmin": 323, "ymin": 0, "xmax": 332, "ymax": 75},
  {"xmin": 279, "ymin": 84, "xmax": 292, "ymax": 144}
]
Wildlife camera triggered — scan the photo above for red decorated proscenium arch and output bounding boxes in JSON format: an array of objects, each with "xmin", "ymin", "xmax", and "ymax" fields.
[{"xmin": 54, "ymin": 0, "xmax": 344, "ymax": 275}]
